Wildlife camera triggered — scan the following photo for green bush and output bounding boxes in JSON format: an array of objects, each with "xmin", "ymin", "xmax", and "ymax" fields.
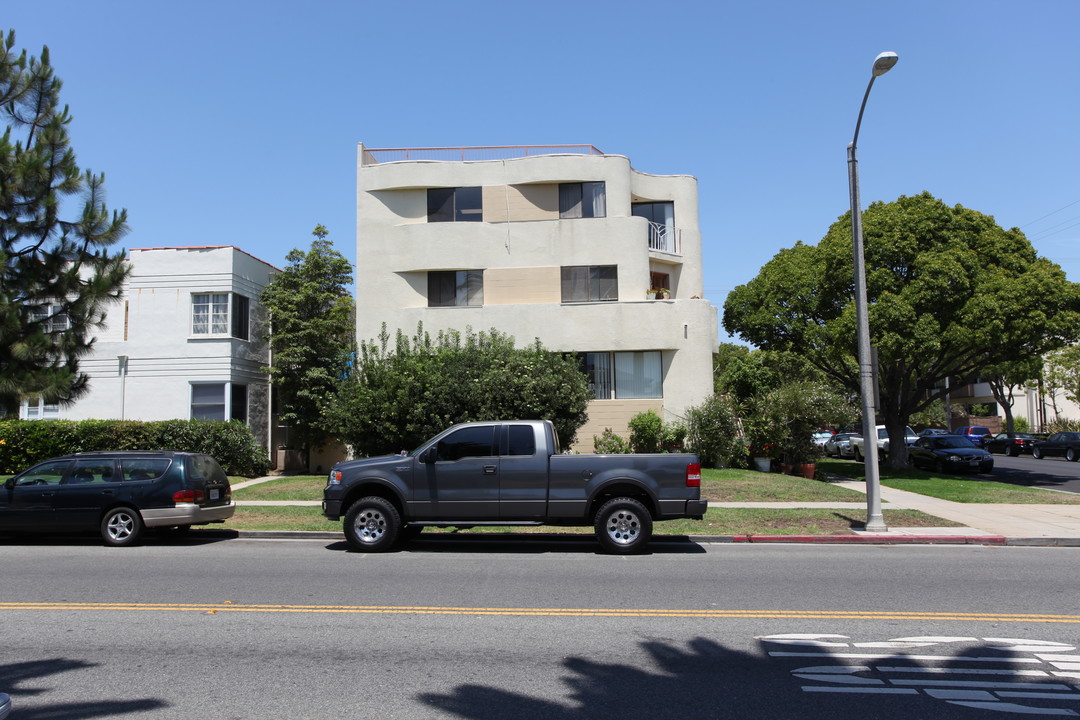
[
  {"xmin": 1012, "ymin": 416, "xmax": 1030, "ymax": 433},
  {"xmin": 1044, "ymin": 417, "xmax": 1080, "ymax": 434},
  {"xmin": 0, "ymin": 419, "xmax": 270, "ymax": 477},
  {"xmin": 685, "ymin": 395, "xmax": 746, "ymax": 468},
  {"xmin": 627, "ymin": 410, "xmax": 664, "ymax": 453},
  {"xmin": 593, "ymin": 428, "xmax": 631, "ymax": 454}
]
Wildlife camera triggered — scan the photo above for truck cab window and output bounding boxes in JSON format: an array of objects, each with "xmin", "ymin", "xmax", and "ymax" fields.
[
  {"xmin": 436, "ymin": 426, "xmax": 495, "ymax": 462},
  {"xmin": 506, "ymin": 425, "xmax": 536, "ymax": 456}
]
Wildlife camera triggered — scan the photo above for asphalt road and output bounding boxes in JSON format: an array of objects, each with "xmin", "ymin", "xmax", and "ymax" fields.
[
  {"xmin": 2, "ymin": 537, "xmax": 1079, "ymax": 719},
  {"xmin": 986, "ymin": 452, "xmax": 1080, "ymax": 494}
]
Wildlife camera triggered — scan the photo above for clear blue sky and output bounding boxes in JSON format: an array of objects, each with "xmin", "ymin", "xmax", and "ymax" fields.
[{"xmin": 7, "ymin": 0, "xmax": 1079, "ymax": 342}]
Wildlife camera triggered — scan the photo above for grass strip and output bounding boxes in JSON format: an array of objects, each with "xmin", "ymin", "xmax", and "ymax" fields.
[
  {"xmin": 816, "ymin": 459, "xmax": 1080, "ymax": 504},
  {"xmin": 218, "ymin": 506, "xmax": 960, "ymax": 536},
  {"xmin": 232, "ymin": 475, "xmax": 325, "ymax": 501}
]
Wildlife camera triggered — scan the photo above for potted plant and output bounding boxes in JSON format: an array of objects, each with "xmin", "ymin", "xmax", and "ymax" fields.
[{"xmin": 656, "ymin": 288, "xmax": 671, "ymax": 299}]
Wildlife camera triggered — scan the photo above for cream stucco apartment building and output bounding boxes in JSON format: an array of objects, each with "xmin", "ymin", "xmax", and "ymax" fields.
[{"xmin": 356, "ymin": 144, "xmax": 718, "ymax": 449}]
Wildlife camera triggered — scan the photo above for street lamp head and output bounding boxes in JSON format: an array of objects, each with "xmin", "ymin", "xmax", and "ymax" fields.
[{"xmin": 872, "ymin": 51, "xmax": 899, "ymax": 77}]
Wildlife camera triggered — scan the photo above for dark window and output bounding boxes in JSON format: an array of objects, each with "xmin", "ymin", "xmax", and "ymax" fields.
[
  {"xmin": 506, "ymin": 425, "xmax": 536, "ymax": 456},
  {"xmin": 428, "ymin": 270, "xmax": 484, "ymax": 307},
  {"xmin": 428, "ymin": 187, "xmax": 483, "ymax": 222},
  {"xmin": 231, "ymin": 384, "xmax": 248, "ymax": 422},
  {"xmin": 436, "ymin": 426, "xmax": 495, "ymax": 461},
  {"xmin": 232, "ymin": 294, "xmax": 250, "ymax": 340},
  {"xmin": 66, "ymin": 460, "xmax": 117, "ymax": 484},
  {"xmin": 577, "ymin": 352, "xmax": 613, "ymax": 399},
  {"xmin": 120, "ymin": 458, "xmax": 171, "ymax": 481},
  {"xmin": 578, "ymin": 351, "xmax": 663, "ymax": 399},
  {"xmin": 559, "ymin": 182, "xmax": 606, "ymax": 218},
  {"xmin": 561, "ymin": 266, "xmax": 617, "ymax": 302}
]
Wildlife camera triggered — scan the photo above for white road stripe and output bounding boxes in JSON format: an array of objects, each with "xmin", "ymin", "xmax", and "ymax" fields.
[
  {"xmin": 802, "ymin": 687, "xmax": 918, "ymax": 695},
  {"xmin": 770, "ymin": 652, "xmax": 1041, "ymax": 663}
]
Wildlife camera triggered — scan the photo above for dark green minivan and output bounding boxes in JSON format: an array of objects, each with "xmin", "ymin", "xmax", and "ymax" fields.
[{"xmin": 1, "ymin": 451, "xmax": 234, "ymax": 546}]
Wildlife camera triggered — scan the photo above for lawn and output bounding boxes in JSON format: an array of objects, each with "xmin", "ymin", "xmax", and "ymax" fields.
[
  {"xmin": 232, "ymin": 475, "xmax": 325, "ymax": 501},
  {"xmin": 700, "ymin": 467, "xmax": 866, "ymax": 502},
  {"xmin": 218, "ymin": 506, "xmax": 957, "ymax": 536},
  {"xmin": 816, "ymin": 459, "xmax": 1080, "ymax": 504}
]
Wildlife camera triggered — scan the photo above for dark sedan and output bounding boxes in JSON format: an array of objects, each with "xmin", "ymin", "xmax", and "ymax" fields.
[
  {"xmin": 984, "ymin": 432, "xmax": 1038, "ymax": 457},
  {"xmin": 1032, "ymin": 432, "xmax": 1080, "ymax": 462},
  {"xmin": 908, "ymin": 435, "xmax": 994, "ymax": 474}
]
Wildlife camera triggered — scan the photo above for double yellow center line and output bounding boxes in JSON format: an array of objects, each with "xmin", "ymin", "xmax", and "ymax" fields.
[{"xmin": 1, "ymin": 603, "xmax": 1079, "ymax": 622}]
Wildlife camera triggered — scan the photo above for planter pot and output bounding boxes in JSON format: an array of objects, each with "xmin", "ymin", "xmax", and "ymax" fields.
[
  {"xmin": 752, "ymin": 456, "xmax": 772, "ymax": 473},
  {"xmin": 797, "ymin": 463, "xmax": 816, "ymax": 479}
]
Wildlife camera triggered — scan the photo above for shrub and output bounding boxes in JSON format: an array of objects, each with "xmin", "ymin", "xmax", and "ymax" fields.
[
  {"xmin": 1012, "ymin": 416, "xmax": 1030, "ymax": 433},
  {"xmin": 593, "ymin": 428, "xmax": 630, "ymax": 454},
  {"xmin": 685, "ymin": 395, "xmax": 746, "ymax": 468},
  {"xmin": 1044, "ymin": 417, "xmax": 1080, "ymax": 434},
  {"xmin": 627, "ymin": 410, "xmax": 664, "ymax": 453},
  {"xmin": 0, "ymin": 419, "xmax": 270, "ymax": 477}
]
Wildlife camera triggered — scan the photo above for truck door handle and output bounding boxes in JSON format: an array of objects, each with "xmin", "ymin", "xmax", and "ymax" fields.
[{"xmin": 483, "ymin": 465, "xmax": 497, "ymax": 474}]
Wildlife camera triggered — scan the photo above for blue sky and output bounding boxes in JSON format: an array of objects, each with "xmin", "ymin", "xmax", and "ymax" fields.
[{"xmin": 6, "ymin": 1, "xmax": 1079, "ymax": 342}]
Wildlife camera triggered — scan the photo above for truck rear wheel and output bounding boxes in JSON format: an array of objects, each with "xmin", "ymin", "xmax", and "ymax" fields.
[
  {"xmin": 344, "ymin": 497, "xmax": 400, "ymax": 552},
  {"xmin": 594, "ymin": 497, "xmax": 652, "ymax": 555}
]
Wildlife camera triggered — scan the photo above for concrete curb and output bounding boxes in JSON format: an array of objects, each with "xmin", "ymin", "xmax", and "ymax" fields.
[{"xmin": 208, "ymin": 529, "xmax": 1079, "ymax": 547}]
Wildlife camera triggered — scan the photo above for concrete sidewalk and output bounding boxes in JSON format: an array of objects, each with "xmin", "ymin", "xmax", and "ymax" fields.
[{"xmin": 230, "ymin": 475, "xmax": 1080, "ymax": 546}]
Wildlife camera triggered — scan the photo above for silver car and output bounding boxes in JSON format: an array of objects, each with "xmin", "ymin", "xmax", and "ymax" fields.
[{"xmin": 824, "ymin": 433, "xmax": 858, "ymax": 459}]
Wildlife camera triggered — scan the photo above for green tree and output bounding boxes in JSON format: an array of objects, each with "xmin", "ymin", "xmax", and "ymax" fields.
[
  {"xmin": 261, "ymin": 226, "xmax": 355, "ymax": 463},
  {"xmin": 331, "ymin": 324, "xmax": 590, "ymax": 455},
  {"xmin": 724, "ymin": 192, "xmax": 1080, "ymax": 468},
  {"xmin": 1042, "ymin": 345, "xmax": 1080, "ymax": 417},
  {"xmin": 0, "ymin": 30, "xmax": 129, "ymax": 415},
  {"xmin": 985, "ymin": 356, "xmax": 1043, "ymax": 434}
]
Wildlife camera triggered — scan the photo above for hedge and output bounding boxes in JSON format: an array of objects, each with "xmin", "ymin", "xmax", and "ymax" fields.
[{"xmin": 0, "ymin": 419, "xmax": 270, "ymax": 477}]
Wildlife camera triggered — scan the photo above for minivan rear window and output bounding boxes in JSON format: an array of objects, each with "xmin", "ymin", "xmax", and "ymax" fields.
[
  {"xmin": 120, "ymin": 458, "xmax": 171, "ymax": 481},
  {"xmin": 186, "ymin": 454, "xmax": 228, "ymax": 484}
]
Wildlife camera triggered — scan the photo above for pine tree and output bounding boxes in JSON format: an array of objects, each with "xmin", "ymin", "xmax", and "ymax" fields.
[{"xmin": 0, "ymin": 30, "xmax": 129, "ymax": 415}]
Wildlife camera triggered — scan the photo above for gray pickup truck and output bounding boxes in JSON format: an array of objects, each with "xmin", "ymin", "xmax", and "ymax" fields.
[{"xmin": 322, "ymin": 420, "xmax": 706, "ymax": 554}]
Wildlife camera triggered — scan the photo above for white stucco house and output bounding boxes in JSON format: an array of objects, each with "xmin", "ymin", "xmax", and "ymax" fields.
[
  {"xmin": 355, "ymin": 143, "xmax": 719, "ymax": 449},
  {"xmin": 21, "ymin": 246, "xmax": 277, "ymax": 450}
]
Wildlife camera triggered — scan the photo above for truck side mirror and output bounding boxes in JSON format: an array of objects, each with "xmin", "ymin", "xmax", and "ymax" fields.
[{"xmin": 418, "ymin": 447, "xmax": 435, "ymax": 464}]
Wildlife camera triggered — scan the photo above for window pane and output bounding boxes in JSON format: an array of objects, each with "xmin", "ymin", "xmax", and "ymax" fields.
[
  {"xmin": 211, "ymin": 294, "xmax": 229, "ymax": 334},
  {"xmin": 16, "ymin": 460, "xmax": 70, "ymax": 486},
  {"xmin": 561, "ymin": 266, "xmax": 588, "ymax": 302},
  {"xmin": 231, "ymin": 384, "xmax": 248, "ymax": 422},
  {"xmin": 232, "ymin": 294, "xmax": 250, "ymax": 340},
  {"xmin": 455, "ymin": 187, "xmax": 483, "ymax": 222},
  {"xmin": 436, "ymin": 426, "xmax": 495, "ymax": 461},
  {"xmin": 559, "ymin": 183, "xmax": 582, "ymax": 218},
  {"xmin": 593, "ymin": 266, "xmax": 618, "ymax": 301},
  {"xmin": 461, "ymin": 270, "xmax": 484, "ymax": 306},
  {"xmin": 614, "ymin": 351, "xmax": 662, "ymax": 399},
  {"xmin": 192, "ymin": 294, "xmax": 210, "ymax": 334},
  {"xmin": 429, "ymin": 271, "xmax": 483, "ymax": 307},
  {"xmin": 582, "ymin": 182, "xmax": 606, "ymax": 218},
  {"xmin": 121, "ymin": 459, "xmax": 171, "ymax": 481},
  {"xmin": 192, "ymin": 384, "xmax": 226, "ymax": 420},
  {"xmin": 578, "ymin": 352, "xmax": 613, "ymax": 399},
  {"xmin": 428, "ymin": 188, "xmax": 454, "ymax": 222},
  {"xmin": 506, "ymin": 425, "xmax": 536, "ymax": 456}
]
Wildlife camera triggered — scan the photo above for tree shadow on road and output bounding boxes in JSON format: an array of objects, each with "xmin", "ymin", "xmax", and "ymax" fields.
[
  {"xmin": 418, "ymin": 635, "xmax": 1040, "ymax": 720},
  {"xmin": 0, "ymin": 658, "xmax": 167, "ymax": 719}
]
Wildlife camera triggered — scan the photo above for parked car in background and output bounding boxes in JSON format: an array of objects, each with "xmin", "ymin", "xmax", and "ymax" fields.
[
  {"xmin": 823, "ymin": 433, "xmax": 858, "ymax": 459},
  {"xmin": 954, "ymin": 426, "xmax": 993, "ymax": 447},
  {"xmin": 0, "ymin": 451, "xmax": 234, "ymax": 546},
  {"xmin": 1032, "ymin": 432, "xmax": 1080, "ymax": 462},
  {"xmin": 984, "ymin": 432, "xmax": 1038, "ymax": 457},
  {"xmin": 908, "ymin": 435, "xmax": 994, "ymax": 474},
  {"xmin": 850, "ymin": 425, "xmax": 919, "ymax": 462},
  {"xmin": 918, "ymin": 428, "xmax": 950, "ymax": 437},
  {"xmin": 811, "ymin": 431, "xmax": 834, "ymax": 448}
]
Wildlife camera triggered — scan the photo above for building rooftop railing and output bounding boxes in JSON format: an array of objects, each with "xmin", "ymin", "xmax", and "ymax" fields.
[{"xmin": 364, "ymin": 144, "xmax": 605, "ymax": 163}]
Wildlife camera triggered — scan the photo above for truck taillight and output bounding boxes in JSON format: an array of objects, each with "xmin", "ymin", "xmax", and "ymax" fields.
[
  {"xmin": 686, "ymin": 463, "xmax": 701, "ymax": 487},
  {"xmin": 173, "ymin": 490, "xmax": 205, "ymax": 503}
]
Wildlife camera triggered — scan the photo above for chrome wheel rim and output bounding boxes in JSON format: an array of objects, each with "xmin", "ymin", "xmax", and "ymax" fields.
[
  {"xmin": 107, "ymin": 512, "xmax": 135, "ymax": 541},
  {"xmin": 352, "ymin": 508, "xmax": 387, "ymax": 543},
  {"xmin": 605, "ymin": 509, "xmax": 641, "ymax": 546}
]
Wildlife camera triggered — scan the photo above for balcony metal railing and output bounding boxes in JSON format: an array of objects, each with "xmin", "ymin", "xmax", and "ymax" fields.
[
  {"xmin": 364, "ymin": 144, "xmax": 605, "ymax": 163},
  {"xmin": 648, "ymin": 222, "xmax": 681, "ymax": 255}
]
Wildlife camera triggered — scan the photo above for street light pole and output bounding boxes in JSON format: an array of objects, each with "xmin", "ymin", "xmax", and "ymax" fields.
[{"xmin": 847, "ymin": 51, "xmax": 897, "ymax": 533}]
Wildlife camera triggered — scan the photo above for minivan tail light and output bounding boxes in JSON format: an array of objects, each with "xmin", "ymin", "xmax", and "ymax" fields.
[
  {"xmin": 686, "ymin": 463, "xmax": 701, "ymax": 487},
  {"xmin": 173, "ymin": 490, "xmax": 205, "ymax": 503}
]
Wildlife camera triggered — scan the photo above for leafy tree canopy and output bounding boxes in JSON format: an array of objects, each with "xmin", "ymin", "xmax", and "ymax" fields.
[
  {"xmin": 331, "ymin": 324, "xmax": 590, "ymax": 455},
  {"xmin": 261, "ymin": 225, "xmax": 355, "ymax": 458},
  {"xmin": 0, "ymin": 30, "xmax": 129, "ymax": 415},
  {"xmin": 723, "ymin": 192, "xmax": 1080, "ymax": 467}
]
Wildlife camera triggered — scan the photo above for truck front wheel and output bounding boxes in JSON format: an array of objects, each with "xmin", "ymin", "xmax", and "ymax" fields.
[
  {"xmin": 343, "ymin": 497, "xmax": 400, "ymax": 552},
  {"xmin": 594, "ymin": 497, "xmax": 653, "ymax": 555}
]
